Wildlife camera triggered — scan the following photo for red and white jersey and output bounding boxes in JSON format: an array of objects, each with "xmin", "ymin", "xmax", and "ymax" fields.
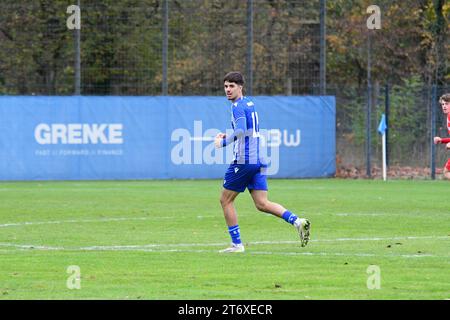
[
  {"xmin": 442, "ymin": 114, "xmax": 450, "ymax": 144},
  {"xmin": 447, "ymin": 114, "xmax": 450, "ymax": 134}
]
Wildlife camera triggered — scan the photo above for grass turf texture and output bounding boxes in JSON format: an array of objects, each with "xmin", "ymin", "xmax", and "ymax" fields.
[{"xmin": 0, "ymin": 179, "xmax": 448, "ymax": 300}]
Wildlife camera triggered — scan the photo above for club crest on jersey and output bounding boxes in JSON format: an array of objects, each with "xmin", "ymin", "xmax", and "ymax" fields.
[{"xmin": 234, "ymin": 167, "xmax": 239, "ymax": 173}]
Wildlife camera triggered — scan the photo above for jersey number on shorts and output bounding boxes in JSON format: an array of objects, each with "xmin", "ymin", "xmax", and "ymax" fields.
[{"xmin": 251, "ymin": 112, "xmax": 260, "ymax": 138}]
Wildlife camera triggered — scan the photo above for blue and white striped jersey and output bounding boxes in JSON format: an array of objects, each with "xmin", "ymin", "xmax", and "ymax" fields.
[{"xmin": 229, "ymin": 96, "xmax": 263, "ymax": 164}]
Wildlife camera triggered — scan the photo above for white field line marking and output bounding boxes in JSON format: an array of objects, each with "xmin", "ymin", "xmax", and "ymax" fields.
[
  {"xmin": 253, "ymin": 236, "xmax": 449, "ymax": 244},
  {"xmin": 0, "ymin": 236, "xmax": 447, "ymax": 250},
  {"xmin": 0, "ymin": 245, "xmax": 442, "ymax": 259},
  {"xmin": 335, "ymin": 213, "xmax": 386, "ymax": 216},
  {"xmin": 333, "ymin": 212, "xmax": 449, "ymax": 217},
  {"xmin": 0, "ymin": 236, "xmax": 448, "ymax": 259},
  {"xmin": 0, "ymin": 243, "xmax": 63, "ymax": 250},
  {"xmin": 1, "ymin": 210, "xmax": 447, "ymax": 228},
  {"xmin": 0, "ymin": 216, "xmax": 200, "ymax": 228},
  {"xmin": 0, "ymin": 236, "xmax": 447, "ymax": 251}
]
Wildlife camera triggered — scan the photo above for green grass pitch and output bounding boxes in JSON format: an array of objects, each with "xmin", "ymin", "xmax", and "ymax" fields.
[{"xmin": 0, "ymin": 179, "xmax": 448, "ymax": 300}]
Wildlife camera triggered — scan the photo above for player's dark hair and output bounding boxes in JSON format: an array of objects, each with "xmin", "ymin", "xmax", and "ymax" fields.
[
  {"xmin": 439, "ymin": 93, "xmax": 450, "ymax": 104},
  {"xmin": 223, "ymin": 72, "xmax": 244, "ymax": 86}
]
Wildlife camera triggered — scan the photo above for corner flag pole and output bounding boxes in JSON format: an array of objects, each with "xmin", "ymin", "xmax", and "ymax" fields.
[
  {"xmin": 378, "ymin": 114, "xmax": 387, "ymax": 181},
  {"xmin": 382, "ymin": 129, "xmax": 387, "ymax": 181}
]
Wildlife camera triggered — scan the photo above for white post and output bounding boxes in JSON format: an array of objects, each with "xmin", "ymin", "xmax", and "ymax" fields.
[{"xmin": 382, "ymin": 132, "xmax": 387, "ymax": 181}]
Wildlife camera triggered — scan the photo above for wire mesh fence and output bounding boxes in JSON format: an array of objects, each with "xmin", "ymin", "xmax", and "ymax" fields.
[
  {"xmin": 0, "ymin": 0, "xmax": 448, "ymax": 176},
  {"xmin": 333, "ymin": 83, "xmax": 449, "ymax": 175},
  {"xmin": 0, "ymin": 0, "xmax": 324, "ymax": 95}
]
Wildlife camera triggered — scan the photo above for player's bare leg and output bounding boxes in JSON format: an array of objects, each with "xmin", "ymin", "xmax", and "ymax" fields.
[
  {"xmin": 219, "ymin": 189, "xmax": 244, "ymax": 253},
  {"xmin": 444, "ymin": 158, "xmax": 450, "ymax": 179},
  {"xmin": 249, "ymin": 189, "xmax": 286, "ymax": 217},
  {"xmin": 220, "ymin": 188, "xmax": 239, "ymax": 226},
  {"xmin": 250, "ymin": 190, "xmax": 311, "ymax": 247},
  {"xmin": 444, "ymin": 168, "xmax": 450, "ymax": 180}
]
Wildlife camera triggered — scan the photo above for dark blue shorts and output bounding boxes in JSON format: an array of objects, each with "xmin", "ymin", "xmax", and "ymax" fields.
[{"xmin": 223, "ymin": 163, "xmax": 268, "ymax": 193}]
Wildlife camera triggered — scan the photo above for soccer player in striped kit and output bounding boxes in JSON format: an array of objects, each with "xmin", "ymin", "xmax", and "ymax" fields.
[
  {"xmin": 214, "ymin": 71, "xmax": 310, "ymax": 253},
  {"xmin": 433, "ymin": 93, "xmax": 450, "ymax": 180}
]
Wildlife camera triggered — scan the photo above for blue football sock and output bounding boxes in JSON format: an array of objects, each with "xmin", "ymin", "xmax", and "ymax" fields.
[
  {"xmin": 228, "ymin": 225, "xmax": 242, "ymax": 245},
  {"xmin": 282, "ymin": 211, "xmax": 298, "ymax": 225}
]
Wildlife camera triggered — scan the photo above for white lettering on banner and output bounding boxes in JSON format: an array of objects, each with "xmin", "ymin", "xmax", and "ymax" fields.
[
  {"xmin": 260, "ymin": 129, "xmax": 301, "ymax": 147},
  {"xmin": 170, "ymin": 121, "xmax": 301, "ymax": 175},
  {"xmin": 266, "ymin": 129, "xmax": 281, "ymax": 147},
  {"xmin": 34, "ymin": 123, "xmax": 123, "ymax": 145},
  {"xmin": 171, "ymin": 128, "xmax": 191, "ymax": 165},
  {"xmin": 284, "ymin": 130, "xmax": 301, "ymax": 147}
]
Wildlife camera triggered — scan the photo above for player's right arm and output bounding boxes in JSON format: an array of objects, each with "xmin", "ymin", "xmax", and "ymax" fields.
[
  {"xmin": 215, "ymin": 104, "xmax": 247, "ymax": 149},
  {"xmin": 218, "ymin": 104, "xmax": 247, "ymax": 148},
  {"xmin": 221, "ymin": 117, "xmax": 246, "ymax": 147},
  {"xmin": 433, "ymin": 137, "xmax": 450, "ymax": 144}
]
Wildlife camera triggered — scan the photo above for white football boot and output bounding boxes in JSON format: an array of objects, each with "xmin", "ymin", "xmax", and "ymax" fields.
[
  {"xmin": 294, "ymin": 218, "xmax": 311, "ymax": 247},
  {"xmin": 219, "ymin": 243, "xmax": 245, "ymax": 253}
]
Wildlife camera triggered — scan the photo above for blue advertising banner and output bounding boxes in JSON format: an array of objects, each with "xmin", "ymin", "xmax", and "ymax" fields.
[{"xmin": 0, "ymin": 96, "xmax": 335, "ymax": 180}]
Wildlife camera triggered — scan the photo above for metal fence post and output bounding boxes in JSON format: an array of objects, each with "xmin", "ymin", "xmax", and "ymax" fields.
[
  {"xmin": 162, "ymin": 0, "xmax": 169, "ymax": 95},
  {"xmin": 430, "ymin": 85, "xmax": 437, "ymax": 180},
  {"xmin": 366, "ymin": 31, "xmax": 372, "ymax": 177},
  {"xmin": 74, "ymin": 0, "xmax": 81, "ymax": 95},
  {"xmin": 320, "ymin": 0, "xmax": 326, "ymax": 95},
  {"xmin": 246, "ymin": 0, "xmax": 253, "ymax": 96}
]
